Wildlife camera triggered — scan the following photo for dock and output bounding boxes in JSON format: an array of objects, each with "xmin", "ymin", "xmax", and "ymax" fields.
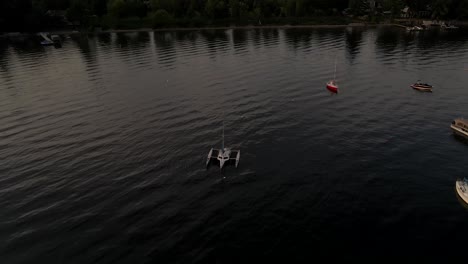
[{"xmin": 392, "ymin": 24, "xmax": 407, "ymax": 29}]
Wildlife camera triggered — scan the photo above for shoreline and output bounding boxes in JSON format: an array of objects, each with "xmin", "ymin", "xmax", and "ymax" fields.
[
  {"xmin": 3, "ymin": 22, "xmax": 465, "ymax": 36},
  {"xmin": 2, "ymin": 19, "xmax": 467, "ymax": 37},
  {"xmin": 1, "ymin": 23, "xmax": 391, "ymax": 36}
]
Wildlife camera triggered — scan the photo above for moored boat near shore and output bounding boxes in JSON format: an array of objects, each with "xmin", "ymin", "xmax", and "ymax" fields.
[
  {"xmin": 456, "ymin": 178, "xmax": 468, "ymax": 205},
  {"xmin": 451, "ymin": 118, "xmax": 468, "ymax": 138}
]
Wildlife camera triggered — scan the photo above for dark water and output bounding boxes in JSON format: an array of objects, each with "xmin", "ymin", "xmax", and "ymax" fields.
[{"xmin": 1, "ymin": 26, "xmax": 468, "ymax": 263}]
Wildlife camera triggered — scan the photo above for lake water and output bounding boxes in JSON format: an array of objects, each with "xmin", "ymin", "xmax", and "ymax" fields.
[{"xmin": 1, "ymin": 26, "xmax": 468, "ymax": 263}]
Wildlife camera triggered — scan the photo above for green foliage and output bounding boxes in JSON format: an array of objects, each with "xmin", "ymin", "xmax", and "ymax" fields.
[
  {"xmin": 151, "ymin": 9, "xmax": 174, "ymax": 27},
  {"xmin": 191, "ymin": 12, "xmax": 208, "ymax": 26},
  {"xmin": 286, "ymin": 0, "xmax": 296, "ymax": 16},
  {"xmin": 108, "ymin": 0, "xmax": 125, "ymax": 18},
  {"xmin": 295, "ymin": 0, "xmax": 305, "ymax": 17},
  {"xmin": 456, "ymin": 0, "xmax": 468, "ymax": 19},
  {"xmin": 93, "ymin": 0, "xmax": 108, "ymax": 17},
  {"xmin": 1, "ymin": 0, "xmax": 467, "ymax": 32},
  {"xmin": 205, "ymin": 0, "xmax": 229, "ymax": 19},
  {"xmin": 382, "ymin": 0, "xmax": 404, "ymax": 17},
  {"xmin": 349, "ymin": 0, "xmax": 370, "ymax": 16},
  {"xmin": 229, "ymin": 0, "xmax": 240, "ymax": 17},
  {"xmin": 67, "ymin": 0, "xmax": 91, "ymax": 25},
  {"xmin": 432, "ymin": 0, "xmax": 451, "ymax": 19}
]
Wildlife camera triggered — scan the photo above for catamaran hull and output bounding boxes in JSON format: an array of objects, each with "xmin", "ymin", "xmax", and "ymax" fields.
[
  {"xmin": 206, "ymin": 148, "xmax": 240, "ymax": 169},
  {"xmin": 218, "ymin": 158, "xmax": 227, "ymax": 169},
  {"xmin": 456, "ymin": 180, "xmax": 468, "ymax": 204}
]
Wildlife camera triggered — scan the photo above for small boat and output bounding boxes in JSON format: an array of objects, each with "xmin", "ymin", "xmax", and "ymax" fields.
[
  {"xmin": 456, "ymin": 178, "xmax": 468, "ymax": 205},
  {"xmin": 407, "ymin": 26, "xmax": 424, "ymax": 31},
  {"xmin": 451, "ymin": 118, "xmax": 468, "ymax": 138},
  {"xmin": 206, "ymin": 147, "xmax": 240, "ymax": 169},
  {"xmin": 51, "ymin": 35, "xmax": 62, "ymax": 48},
  {"xmin": 51, "ymin": 35, "xmax": 61, "ymax": 43},
  {"xmin": 39, "ymin": 32, "xmax": 54, "ymax": 46},
  {"xmin": 411, "ymin": 81, "xmax": 432, "ymax": 92},
  {"xmin": 326, "ymin": 57, "xmax": 339, "ymax": 93},
  {"xmin": 206, "ymin": 121, "xmax": 240, "ymax": 169},
  {"xmin": 41, "ymin": 40, "xmax": 54, "ymax": 46},
  {"xmin": 326, "ymin": 80, "xmax": 338, "ymax": 93}
]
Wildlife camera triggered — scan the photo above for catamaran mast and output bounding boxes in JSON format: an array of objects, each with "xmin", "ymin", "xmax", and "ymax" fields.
[{"xmin": 222, "ymin": 84, "xmax": 225, "ymax": 150}]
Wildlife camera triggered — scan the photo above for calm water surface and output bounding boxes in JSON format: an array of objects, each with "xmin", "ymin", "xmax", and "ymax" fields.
[{"xmin": 1, "ymin": 26, "xmax": 468, "ymax": 263}]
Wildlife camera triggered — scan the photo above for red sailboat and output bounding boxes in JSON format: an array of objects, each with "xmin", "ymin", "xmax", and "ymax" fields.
[
  {"xmin": 326, "ymin": 58, "xmax": 339, "ymax": 93},
  {"xmin": 326, "ymin": 80, "xmax": 338, "ymax": 93}
]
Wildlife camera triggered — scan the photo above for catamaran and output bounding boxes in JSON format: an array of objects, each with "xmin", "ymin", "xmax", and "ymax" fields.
[
  {"xmin": 206, "ymin": 85, "xmax": 240, "ymax": 169},
  {"xmin": 206, "ymin": 125, "xmax": 240, "ymax": 169}
]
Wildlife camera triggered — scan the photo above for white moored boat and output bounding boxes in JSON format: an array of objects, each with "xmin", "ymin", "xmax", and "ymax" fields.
[
  {"xmin": 451, "ymin": 118, "xmax": 468, "ymax": 138},
  {"xmin": 456, "ymin": 178, "xmax": 468, "ymax": 205}
]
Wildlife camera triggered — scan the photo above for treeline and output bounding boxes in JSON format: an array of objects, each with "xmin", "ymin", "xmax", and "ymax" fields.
[
  {"xmin": 0, "ymin": 0, "xmax": 350, "ymax": 31},
  {"xmin": 400, "ymin": 0, "xmax": 468, "ymax": 19},
  {"xmin": 1, "ymin": 0, "xmax": 468, "ymax": 32}
]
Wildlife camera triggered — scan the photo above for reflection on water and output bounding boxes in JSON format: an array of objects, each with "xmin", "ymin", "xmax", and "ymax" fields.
[
  {"xmin": 232, "ymin": 29, "xmax": 248, "ymax": 52},
  {"xmin": 345, "ymin": 27, "xmax": 363, "ymax": 62},
  {"xmin": 0, "ymin": 41, "xmax": 9, "ymax": 72},
  {"xmin": 376, "ymin": 27, "xmax": 400, "ymax": 54},
  {"xmin": 97, "ymin": 32, "xmax": 111, "ymax": 46},
  {"xmin": 153, "ymin": 32, "xmax": 177, "ymax": 68},
  {"xmin": 452, "ymin": 133, "xmax": 468, "ymax": 146},
  {"xmin": 1, "ymin": 27, "xmax": 468, "ymax": 263},
  {"xmin": 200, "ymin": 29, "xmax": 229, "ymax": 57},
  {"xmin": 71, "ymin": 35, "xmax": 97, "ymax": 62},
  {"xmin": 284, "ymin": 28, "xmax": 315, "ymax": 50}
]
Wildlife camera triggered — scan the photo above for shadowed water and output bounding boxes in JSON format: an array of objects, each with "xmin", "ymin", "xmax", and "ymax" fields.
[{"xmin": 1, "ymin": 27, "xmax": 468, "ymax": 263}]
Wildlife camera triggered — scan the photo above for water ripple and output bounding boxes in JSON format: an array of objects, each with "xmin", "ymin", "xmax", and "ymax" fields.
[{"xmin": 1, "ymin": 27, "xmax": 468, "ymax": 262}]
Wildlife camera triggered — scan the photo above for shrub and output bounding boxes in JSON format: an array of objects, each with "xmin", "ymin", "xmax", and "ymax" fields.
[{"xmin": 151, "ymin": 9, "xmax": 174, "ymax": 28}]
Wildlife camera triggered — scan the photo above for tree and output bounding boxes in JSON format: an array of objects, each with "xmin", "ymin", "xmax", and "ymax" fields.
[
  {"xmin": 296, "ymin": 0, "xmax": 305, "ymax": 16},
  {"xmin": 382, "ymin": 0, "xmax": 404, "ymax": 17},
  {"xmin": 286, "ymin": 0, "xmax": 296, "ymax": 16},
  {"xmin": 151, "ymin": 9, "xmax": 174, "ymax": 27},
  {"xmin": 124, "ymin": 0, "xmax": 149, "ymax": 19},
  {"xmin": 150, "ymin": 0, "xmax": 161, "ymax": 10},
  {"xmin": 108, "ymin": 0, "xmax": 126, "ymax": 18},
  {"xmin": 431, "ymin": 0, "xmax": 451, "ymax": 19},
  {"xmin": 404, "ymin": 0, "xmax": 431, "ymax": 12},
  {"xmin": 230, "ymin": 0, "xmax": 240, "ymax": 17},
  {"xmin": 205, "ymin": 0, "xmax": 217, "ymax": 18},
  {"xmin": 456, "ymin": 0, "xmax": 468, "ymax": 19},
  {"xmin": 67, "ymin": 0, "xmax": 90, "ymax": 23},
  {"xmin": 93, "ymin": 0, "xmax": 107, "ymax": 17},
  {"xmin": 205, "ymin": 0, "xmax": 229, "ymax": 19},
  {"xmin": 261, "ymin": 0, "xmax": 281, "ymax": 17},
  {"xmin": 187, "ymin": 0, "xmax": 206, "ymax": 17}
]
